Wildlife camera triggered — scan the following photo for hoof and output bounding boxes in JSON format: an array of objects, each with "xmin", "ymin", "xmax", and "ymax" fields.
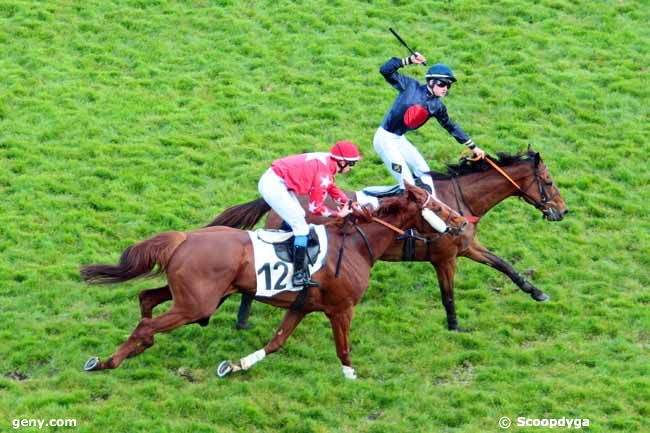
[
  {"xmin": 533, "ymin": 292, "xmax": 550, "ymax": 302},
  {"xmin": 216, "ymin": 361, "xmax": 233, "ymax": 378},
  {"xmin": 342, "ymin": 365, "xmax": 357, "ymax": 380},
  {"xmin": 84, "ymin": 357, "xmax": 100, "ymax": 371},
  {"xmin": 235, "ymin": 322, "xmax": 252, "ymax": 331}
]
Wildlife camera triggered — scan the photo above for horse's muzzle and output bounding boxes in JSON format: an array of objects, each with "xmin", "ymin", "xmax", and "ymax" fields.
[
  {"xmin": 446, "ymin": 220, "xmax": 468, "ymax": 236},
  {"xmin": 543, "ymin": 207, "xmax": 568, "ymax": 221}
]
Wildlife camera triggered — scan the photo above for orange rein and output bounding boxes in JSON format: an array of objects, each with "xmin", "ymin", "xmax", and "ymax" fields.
[
  {"xmin": 462, "ymin": 151, "xmax": 524, "ymax": 193},
  {"xmin": 369, "ymin": 192, "xmax": 436, "ymax": 236},
  {"xmin": 371, "ymin": 216, "xmax": 406, "ymax": 235}
]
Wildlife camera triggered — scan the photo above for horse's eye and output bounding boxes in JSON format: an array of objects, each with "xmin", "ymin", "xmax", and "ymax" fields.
[{"xmin": 545, "ymin": 181, "xmax": 553, "ymax": 186}]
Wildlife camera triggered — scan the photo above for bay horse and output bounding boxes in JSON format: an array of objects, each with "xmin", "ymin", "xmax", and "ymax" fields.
[
  {"xmin": 81, "ymin": 183, "xmax": 467, "ymax": 378},
  {"xmin": 221, "ymin": 147, "xmax": 568, "ymax": 331}
]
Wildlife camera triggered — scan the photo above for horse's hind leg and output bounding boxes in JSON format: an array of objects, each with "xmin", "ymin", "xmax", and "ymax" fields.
[
  {"xmin": 217, "ymin": 309, "xmax": 305, "ymax": 377},
  {"xmin": 86, "ymin": 277, "xmax": 229, "ymax": 372},
  {"xmin": 85, "ymin": 304, "xmax": 208, "ymax": 371},
  {"xmin": 139, "ymin": 286, "xmax": 210, "ymax": 325},
  {"xmin": 139, "ymin": 286, "xmax": 172, "ymax": 319}
]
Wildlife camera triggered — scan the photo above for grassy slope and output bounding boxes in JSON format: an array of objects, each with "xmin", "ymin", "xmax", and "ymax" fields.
[{"xmin": 0, "ymin": 0, "xmax": 648, "ymax": 432}]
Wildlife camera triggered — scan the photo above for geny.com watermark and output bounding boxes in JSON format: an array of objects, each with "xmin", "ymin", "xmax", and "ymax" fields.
[
  {"xmin": 499, "ymin": 416, "xmax": 590, "ymax": 429},
  {"xmin": 12, "ymin": 419, "xmax": 77, "ymax": 429}
]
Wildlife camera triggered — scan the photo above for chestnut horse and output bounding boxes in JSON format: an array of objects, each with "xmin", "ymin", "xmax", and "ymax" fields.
[
  {"xmin": 81, "ymin": 183, "xmax": 467, "ymax": 378},
  {"xmin": 229, "ymin": 148, "xmax": 568, "ymax": 331}
]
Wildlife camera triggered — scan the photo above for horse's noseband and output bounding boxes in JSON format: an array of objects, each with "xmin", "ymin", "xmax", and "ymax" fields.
[
  {"xmin": 445, "ymin": 220, "xmax": 467, "ymax": 236},
  {"xmin": 520, "ymin": 160, "xmax": 560, "ymax": 216}
]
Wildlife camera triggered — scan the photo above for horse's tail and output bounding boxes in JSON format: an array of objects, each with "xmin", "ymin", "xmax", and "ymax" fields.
[
  {"xmin": 205, "ymin": 197, "xmax": 271, "ymax": 230},
  {"xmin": 80, "ymin": 231, "xmax": 187, "ymax": 284}
]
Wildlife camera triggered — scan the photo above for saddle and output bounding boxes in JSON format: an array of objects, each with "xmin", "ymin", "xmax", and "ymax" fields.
[
  {"xmin": 361, "ymin": 184, "xmax": 402, "ymax": 198},
  {"xmin": 257, "ymin": 227, "xmax": 321, "ymax": 265},
  {"xmin": 361, "ymin": 177, "xmax": 432, "ymax": 198}
]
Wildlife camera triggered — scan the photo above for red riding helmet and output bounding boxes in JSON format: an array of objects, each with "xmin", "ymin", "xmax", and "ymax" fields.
[{"xmin": 330, "ymin": 141, "xmax": 362, "ymax": 162}]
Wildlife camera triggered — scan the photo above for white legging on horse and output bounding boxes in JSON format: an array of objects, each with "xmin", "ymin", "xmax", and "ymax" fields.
[
  {"xmin": 258, "ymin": 168, "xmax": 310, "ymax": 237},
  {"xmin": 373, "ymin": 127, "xmax": 435, "ymax": 194}
]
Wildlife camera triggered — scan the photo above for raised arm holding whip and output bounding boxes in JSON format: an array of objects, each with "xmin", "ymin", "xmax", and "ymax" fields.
[{"xmin": 374, "ymin": 28, "xmax": 485, "ymax": 232}]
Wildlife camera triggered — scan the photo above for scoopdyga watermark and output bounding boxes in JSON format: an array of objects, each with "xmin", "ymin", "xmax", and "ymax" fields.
[{"xmin": 499, "ymin": 416, "xmax": 590, "ymax": 429}]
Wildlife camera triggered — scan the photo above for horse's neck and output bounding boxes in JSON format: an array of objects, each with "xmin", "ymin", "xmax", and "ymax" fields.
[{"xmin": 442, "ymin": 163, "xmax": 531, "ymax": 216}]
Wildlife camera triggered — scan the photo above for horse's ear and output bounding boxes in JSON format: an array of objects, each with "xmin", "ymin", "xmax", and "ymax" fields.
[
  {"xmin": 527, "ymin": 144, "xmax": 541, "ymax": 164},
  {"xmin": 403, "ymin": 181, "xmax": 415, "ymax": 199},
  {"xmin": 351, "ymin": 204, "xmax": 373, "ymax": 223},
  {"xmin": 404, "ymin": 181, "xmax": 425, "ymax": 205}
]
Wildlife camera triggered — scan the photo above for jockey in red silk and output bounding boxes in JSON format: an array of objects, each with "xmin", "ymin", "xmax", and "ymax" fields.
[
  {"xmin": 374, "ymin": 53, "xmax": 485, "ymax": 201},
  {"xmin": 258, "ymin": 141, "xmax": 361, "ymax": 287}
]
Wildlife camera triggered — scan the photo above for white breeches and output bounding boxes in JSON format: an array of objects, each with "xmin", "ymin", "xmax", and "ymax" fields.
[
  {"xmin": 258, "ymin": 168, "xmax": 310, "ymax": 236},
  {"xmin": 373, "ymin": 127, "xmax": 435, "ymax": 194}
]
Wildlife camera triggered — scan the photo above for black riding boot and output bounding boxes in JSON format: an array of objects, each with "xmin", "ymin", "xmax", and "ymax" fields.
[
  {"xmin": 292, "ymin": 245, "xmax": 318, "ymax": 287},
  {"xmin": 415, "ymin": 177, "xmax": 433, "ymax": 194}
]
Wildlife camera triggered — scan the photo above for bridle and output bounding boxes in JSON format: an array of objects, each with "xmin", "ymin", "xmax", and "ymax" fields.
[
  {"xmin": 468, "ymin": 154, "xmax": 558, "ymax": 213},
  {"xmin": 371, "ymin": 193, "xmax": 456, "ymax": 236},
  {"xmin": 517, "ymin": 158, "xmax": 560, "ymax": 211},
  {"xmin": 334, "ymin": 194, "xmax": 455, "ymax": 276}
]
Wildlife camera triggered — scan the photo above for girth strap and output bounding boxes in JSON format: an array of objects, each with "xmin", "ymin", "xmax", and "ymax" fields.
[
  {"xmin": 451, "ymin": 176, "xmax": 481, "ymax": 224},
  {"xmin": 290, "ymin": 286, "xmax": 311, "ymax": 312},
  {"xmin": 290, "ymin": 250, "xmax": 318, "ymax": 312}
]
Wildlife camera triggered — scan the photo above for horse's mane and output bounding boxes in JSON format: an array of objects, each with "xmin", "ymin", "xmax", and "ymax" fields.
[
  {"xmin": 428, "ymin": 149, "xmax": 537, "ymax": 180},
  {"xmin": 373, "ymin": 195, "xmax": 407, "ymax": 219}
]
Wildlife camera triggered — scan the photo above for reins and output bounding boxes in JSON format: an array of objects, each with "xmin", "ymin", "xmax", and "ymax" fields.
[
  {"xmin": 371, "ymin": 217, "xmax": 406, "ymax": 235},
  {"xmin": 335, "ymin": 203, "xmax": 354, "ymax": 277},
  {"xmin": 463, "ymin": 152, "xmax": 525, "ymax": 192},
  {"xmin": 461, "ymin": 151, "xmax": 550, "ymax": 211},
  {"xmin": 334, "ymin": 217, "xmax": 375, "ymax": 277},
  {"xmin": 335, "ymin": 198, "xmax": 441, "ymax": 277},
  {"xmin": 370, "ymin": 193, "xmax": 442, "ymax": 235},
  {"xmin": 484, "ymin": 157, "xmax": 526, "ymax": 192},
  {"xmin": 335, "ymin": 201, "xmax": 376, "ymax": 277},
  {"xmin": 450, "ymin": 177, "xmax": 481, "ymax": 223}
]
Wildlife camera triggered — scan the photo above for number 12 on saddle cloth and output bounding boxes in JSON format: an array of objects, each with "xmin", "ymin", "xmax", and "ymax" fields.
[{"xmin": 249, "ymin": 224, "xmax": 329, "ymax": 297}]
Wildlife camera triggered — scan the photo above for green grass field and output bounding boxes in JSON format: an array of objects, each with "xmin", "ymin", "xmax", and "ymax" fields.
[{"xmin": 1, "ymin": 1, "xmax": 648, "ymax": 432}]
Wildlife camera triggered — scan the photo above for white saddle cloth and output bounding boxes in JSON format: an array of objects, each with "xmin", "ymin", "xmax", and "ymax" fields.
[{"xmin": 248, "ymin": 224, "xmax": 328, "ymax": 298}]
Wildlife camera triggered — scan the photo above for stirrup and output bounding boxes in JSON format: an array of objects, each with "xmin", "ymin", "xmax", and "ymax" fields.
[{"xmin": 292, "ymin": 271, "xmax": 319, "ymax": 288}]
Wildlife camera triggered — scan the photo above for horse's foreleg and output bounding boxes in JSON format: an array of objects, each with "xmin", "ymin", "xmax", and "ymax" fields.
[
  {"xmin": 327, "ymin": 306, "xmax": 356, "ymax": 379},
  {"xmin": 138, "ymin": 286, "xmax": 172, "ymax": 319},
  {"xmin": 85, "ymin": 305, "xmax": 207, "ymax": 371},
  {"xmin": 461, "ymin": 239, "xmax": 548, "ymax": 301},
  {"xmin": 434, "ymin": 258, "xmax": 460, "ymax": 331},
  {"xmin": 263, "ymin": 309, "xmax": 305, "ymax": 355},
  {"xmin": 217, "ymin": 309, "xmax": 305, "ymax": 378}
]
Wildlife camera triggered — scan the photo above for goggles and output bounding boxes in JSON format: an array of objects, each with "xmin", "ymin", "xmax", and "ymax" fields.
[{"xmin": 433, "ymin": 79, "xmax": 453, "ymax": 88}]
